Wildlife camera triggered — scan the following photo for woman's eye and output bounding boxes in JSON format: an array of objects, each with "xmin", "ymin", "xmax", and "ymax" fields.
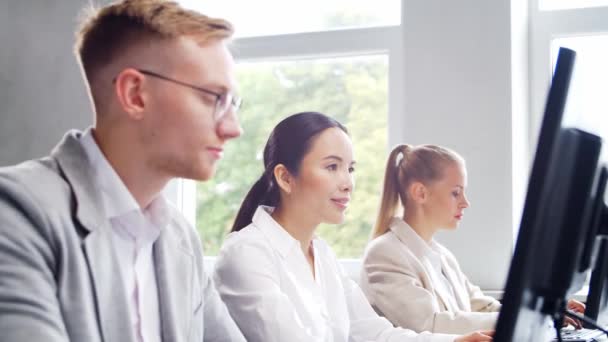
[
  {"xmin": 349, "ymin": 166, "xmax": 356, "ymax": 173},
  {"xmin": 326, "ymin": 164, "xmax": 338, "ymax": 171}
]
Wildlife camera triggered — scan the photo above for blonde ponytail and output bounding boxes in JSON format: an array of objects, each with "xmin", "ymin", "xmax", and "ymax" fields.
[{"xmin": 371, "ymin": 144, "xmax": 410, "ymax": 238}]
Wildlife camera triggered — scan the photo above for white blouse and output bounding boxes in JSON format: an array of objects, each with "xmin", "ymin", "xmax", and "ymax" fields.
[{"xmin": 213, "ymin": 206, "xmax": 458, "ymax": 342}]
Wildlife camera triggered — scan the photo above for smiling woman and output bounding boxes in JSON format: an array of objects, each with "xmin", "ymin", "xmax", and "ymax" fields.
[
  {"xmin": 195, "ymin": 56, "xmax": 389, "ymax": 257},
  {"xmin": 230, "ymin": 112, "xmax": 352, "ymax": 234}
]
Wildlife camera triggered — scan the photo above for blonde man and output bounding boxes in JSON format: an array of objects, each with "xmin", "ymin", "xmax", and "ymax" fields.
[{"xmin": 0, "ymin": 1, "xmax": 245, "ymax": 341}]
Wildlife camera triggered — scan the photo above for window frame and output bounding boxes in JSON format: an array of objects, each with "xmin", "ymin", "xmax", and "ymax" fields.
[
  {"xmin": 529, "ymin": 1, "xmax": 608, "ymax": 296},
  {"xmin": 529, "ymin": 3, "xmax": 608, "ymax": 150},
  {"xmin": 166, "ymin": 25, "xmax": 405, "ymax": 280},
  {"xmin": 168, "ymin": 2, "xmax": 608, "ymax": 288}
]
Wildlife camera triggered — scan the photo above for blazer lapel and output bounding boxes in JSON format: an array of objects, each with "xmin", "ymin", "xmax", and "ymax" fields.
[
  {"xmin": 420, "ymin": 257, "xmax": 456, "ymax": 311},
  {"xmin": 52, "ymin": 130, "xmax": 135, "ymax": 342},
  {"xmin": 154, "ymin": 221, "xmax": 195, "ymax": 342},
  {"xmin": 440, "ymin": 255, "xmax": 470, "ymax": 311},
  {"xmin": 389, "ymin": 219, "xmax": 455, "ymax": 312},
  {"xmin": 83, "ymin": 226, "xmax": 136, "ymax": 342}
]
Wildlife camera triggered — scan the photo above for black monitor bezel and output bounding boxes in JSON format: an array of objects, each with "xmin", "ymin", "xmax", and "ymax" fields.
[{"xmin": 494, "ymin": 47, "xmax": 577, "ymax": 342}]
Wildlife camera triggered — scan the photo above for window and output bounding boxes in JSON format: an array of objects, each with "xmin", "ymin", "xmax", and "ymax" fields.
[
  {"xmin": 179, "ymin": 0, "xmax": 400, "ymax": 37},
  {"xmin": 529, "ymin": 1, "xmax": 608, "ymax": 150},
  {"xmin": 197, "ymin": 56, "xmax": 388, "ymax": 257},
  {"xmin": 552, "ymin": 35, "xmax": 608, "ymax": 159},
  {"xmin": 530, "ymin": 1, "xmax": 608, "ymax": 292},
  {"xmin": 539, "ymin": 0, "xmax": 608, "ymax": 11},
  {"xmin": 176, "ymin": 1, "xmax": 403, "ymax": 259}
]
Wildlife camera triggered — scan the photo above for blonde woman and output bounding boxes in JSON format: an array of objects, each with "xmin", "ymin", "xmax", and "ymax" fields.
[{"xmin": 361, "ymin": 145, "xmax": 584, "ymax": 335}]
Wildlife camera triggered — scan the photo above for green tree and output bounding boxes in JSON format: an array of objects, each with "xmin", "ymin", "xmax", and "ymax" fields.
[{"xmin": 196, "ymin": 56, "xmax": 388, "ymax": 257}]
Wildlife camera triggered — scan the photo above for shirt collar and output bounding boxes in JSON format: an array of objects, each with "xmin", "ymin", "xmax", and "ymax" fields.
[
  {"xmin": 252, "ymin": 206, "xmax": 303, "ymax": 259},
  {"xmin": 79, "ymin": 127, "xmax": 169, "ymax": 231},
  {"xmin": 389, "ymin": 217, "xmax": 441, "ymax": 262}
]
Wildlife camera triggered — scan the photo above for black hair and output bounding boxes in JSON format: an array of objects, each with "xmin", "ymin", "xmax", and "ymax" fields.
[{"xmin": 231, "ymin": 111, "xmax": 348, "ymax": 232}]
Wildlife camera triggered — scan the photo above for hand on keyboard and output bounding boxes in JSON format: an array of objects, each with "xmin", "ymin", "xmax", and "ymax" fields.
[
  {"xmin": 565, "ymin": 299, "xmax": 587, "ymax": 329},
  {"xmin": 552, "ymin": 327, "xmax": 605, "ymax": 342}
]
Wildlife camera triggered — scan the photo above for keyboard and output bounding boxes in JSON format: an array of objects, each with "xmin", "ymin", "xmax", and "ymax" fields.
[{"xmin": 551, "ymin": 328, "xmax": 606, "ymax": 341}]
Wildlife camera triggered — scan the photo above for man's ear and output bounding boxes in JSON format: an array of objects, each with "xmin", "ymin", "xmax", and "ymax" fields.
[
  {"xmin": 114, "ymin": 68, "xmax": 146, "ymax": 120},
  {"xmin": 273, "ymin": 164, "xmax": 293, "ymax": 194},
  {"xmin": 409, "ymin": 181, "xmax": 428, "ymax": 204}
]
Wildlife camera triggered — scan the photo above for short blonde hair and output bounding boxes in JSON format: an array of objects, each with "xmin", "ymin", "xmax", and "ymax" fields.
[{"xmin": 74, "ymin": 0, "xmax": 233, "ymax": 83}]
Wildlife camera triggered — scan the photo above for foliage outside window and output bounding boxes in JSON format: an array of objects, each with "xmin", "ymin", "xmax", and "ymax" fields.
[{"xmin": 196, "ymin": 56, "xmax": 388, "ymax": 257}]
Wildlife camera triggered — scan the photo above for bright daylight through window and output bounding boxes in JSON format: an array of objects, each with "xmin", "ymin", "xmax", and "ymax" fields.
[
  {"xmin": 177, "ymin": 0, "xmax": 399, "ymax": 257},
  {"xmin": 196, "ymin": 56, "xmax": 388, "ymax": 257}
]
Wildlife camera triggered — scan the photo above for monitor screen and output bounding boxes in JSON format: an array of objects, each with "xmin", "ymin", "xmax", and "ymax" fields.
[
  {"xmin": 494, "ymin": 47, "xmax": 604, "ymax": 342},
  {"xmin": 582, "ymin": 166, "xmax": 608, "ymax": 327}
]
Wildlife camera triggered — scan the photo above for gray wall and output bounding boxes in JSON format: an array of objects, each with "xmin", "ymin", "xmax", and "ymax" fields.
[
  {"xmin": 0, "ymin": 1, "xmax": 96, "ymax": 166},
  {"xmin": 400, "ymin": 0, "xmax": 529, "ymax": 290}
]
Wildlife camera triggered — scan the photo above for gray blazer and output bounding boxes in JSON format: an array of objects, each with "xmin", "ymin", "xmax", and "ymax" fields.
[{"xmin": 0, "ymin": 131, "xmax": 245, "ymax": 342}]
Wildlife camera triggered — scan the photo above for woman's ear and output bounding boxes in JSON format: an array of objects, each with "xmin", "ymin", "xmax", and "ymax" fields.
[
  {"xmin": 409, "ymin": 182, "xmax": 428, "ymax": 204},
  {"xmin": 273, "ymin": 164, "xmax": 293, "ymax": 195}
]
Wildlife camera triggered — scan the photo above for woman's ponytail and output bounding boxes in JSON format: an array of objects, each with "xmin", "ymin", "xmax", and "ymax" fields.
[
  {"xmin": 370, "ymin": 144, "xmax": 410, "ymax": 238},
  {"xmin": 231, "ymin": 171, "xmax": 279, "ymax": 232}
]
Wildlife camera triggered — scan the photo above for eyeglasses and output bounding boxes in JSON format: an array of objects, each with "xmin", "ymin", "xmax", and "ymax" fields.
[{"xmin": 136, "ymin": 69, "xmax": 242, "ymax": 121}]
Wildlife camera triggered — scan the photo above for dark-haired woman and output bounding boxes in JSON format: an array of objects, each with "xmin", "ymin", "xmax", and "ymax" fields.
[{"xmin": 212, "ymin": 112, "xmax": 493, "ymax": 342}]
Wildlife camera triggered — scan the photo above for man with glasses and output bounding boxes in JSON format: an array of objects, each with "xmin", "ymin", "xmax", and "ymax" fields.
[{"xmin": 0, "ymin": 1, "xmax": 245, "ymax": 341}]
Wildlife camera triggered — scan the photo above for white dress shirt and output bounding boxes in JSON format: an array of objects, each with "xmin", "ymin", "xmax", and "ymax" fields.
[
  {"xmin": 213, "ymin": 206, "xmax": 458, "ymax": 342},
  {"xmin": 419, "ymin": 233, "xmax": 462, "ymax": 313},
  {"xmin": 80, "ymin": 129, "xmax": 165, "ymax": 342}
]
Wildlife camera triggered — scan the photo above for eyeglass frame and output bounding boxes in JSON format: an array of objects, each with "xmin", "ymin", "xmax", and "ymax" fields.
[{"xmin": 114, "ymin": 68, "xmax": 242, "ymax": 121}]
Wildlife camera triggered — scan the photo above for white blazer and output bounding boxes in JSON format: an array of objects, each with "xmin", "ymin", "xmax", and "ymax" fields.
[
  {"xmin": 361, "ymin": 218, "xmax": 501, "ymax": 335},
  {"xmin": 213, "ymin": 207, "xmax": 459, "ymax": 342}
]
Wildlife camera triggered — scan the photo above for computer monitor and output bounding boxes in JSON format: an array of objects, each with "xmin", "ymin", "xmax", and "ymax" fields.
[
  {"xmin": 582, "ymin": 166, "xmax": 608, "ymax": 328},
  {"xmin": 493, "ymin": 47, "xmax": 604, "ymax": 342},
  {"xmin": 577, "ymin": 166, "xmax": 608, "ymax": 275}
]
